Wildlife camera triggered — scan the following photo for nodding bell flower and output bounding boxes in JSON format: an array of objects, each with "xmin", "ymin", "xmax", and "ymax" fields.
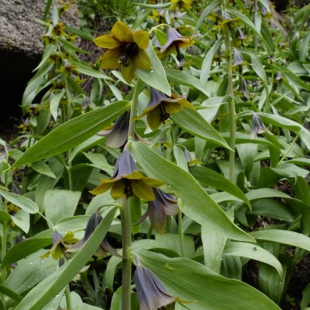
[
  {"xmin": 97, "ymin": 111, "xmax": 130, "ymax": 149},
  {"xmin": 170, "ymin": 0, "xmax": 192, "ymax": 11},
  {"xmin": 40, "ymin": 230, "xmax": 77, "ymax": 261},
  {"xmin": 238, "ymin": 77, "xmax": 250, "ymax": 99},
  {"xmin": 67, "ymin": 209, "xmax": 121, "ymax": 258},
  {"xmin": 90, "ymin": 150, "xmax": 165, "ymax": 200},
  {"xmin": 94, "ymin": 21, "xmax": 151, "ymax": 83},
  {"xmin": 134, "ymin": 256, "xmax": 176, "ymax": 310},
  {"xmin": 251, "ymin": 112, "xmax": 272, "ymax": 139},
  {"xmin": 158, "ymin": 27, "xmax": 194, "ymax": 62},
  {"xmin": 135, "ymin": 88, "xmax": 194, "ymax": 131},
  {"xmin": 136, "ymin": 188, "xmax": 179, "ymax": 235}
]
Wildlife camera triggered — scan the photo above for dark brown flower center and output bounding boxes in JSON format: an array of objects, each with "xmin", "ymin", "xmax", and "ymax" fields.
[
  {"xmin": 123, "ymin": 179, "xmax": 133, "ymax": 198},
  {"xmin": 159, "ymin": 103, "xmax": 170, "ymax": 123},
  {"xmin": 119, "ymin": 42, "xmax": 138, "ymax": 67}
]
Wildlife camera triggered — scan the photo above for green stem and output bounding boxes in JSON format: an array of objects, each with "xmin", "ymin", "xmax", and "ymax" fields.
[
  {"xmin": 65, "ymin": 285, "xmax": 72, "ymax": 310},
  {"xmin": 254, "ymin": 0, "xmax": 258, "ymax": 52},
  {"xmin": 0, "ymin": 221, "xmax": 8, "ymax": 309},
  {"xmin": 277, "ymin": 135, "xmax": 298, "ymax": 167},
  {"xmin": 121, "ymin": 197, "xmax": 132, "ymax": 310},
  {"xmin": 225, "ymin": 28, "xmax": 236, "ymax": 183},
  {"xmin": 178, "ymin": 212, "xmax": 184, "ymax": 257},
  {"xmin": 128, "ymin": 78, "xmax": 143, "ymax": 141}
]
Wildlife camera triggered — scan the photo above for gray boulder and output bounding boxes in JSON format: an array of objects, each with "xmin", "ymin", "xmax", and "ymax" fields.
[{"xmin": 0, "ymin": 0, "xmax": 78, "ymax": 131}]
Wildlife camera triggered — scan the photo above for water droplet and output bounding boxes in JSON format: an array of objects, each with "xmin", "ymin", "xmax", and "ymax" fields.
[
  {"xmin": 29, "ymin": 262, "xmax": 33, "ymax": 265},
  {"xmin": 150, "ymin": 69, "xmax": 154, "ymax": 73},
  {"xmin": 40, "ymin": 260, "xmax": 44, "ymax": 263}
]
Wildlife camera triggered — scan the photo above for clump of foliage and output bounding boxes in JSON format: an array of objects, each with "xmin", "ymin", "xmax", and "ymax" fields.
[{"xmin": 0, "ymin": 0, "xmax": 310, "ymax": 309}]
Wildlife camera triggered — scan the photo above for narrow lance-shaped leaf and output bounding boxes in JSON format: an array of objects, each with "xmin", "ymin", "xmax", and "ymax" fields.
[
  {"xmin": 11, "ymin": 100, "xmax": 131, "ymax": 169},
  {"xmin": 170, "ymin": 108, "xmax": 230, "ymax": 150},
  {"xmin": 0, "ymin": 190, "xmax": 39, "ymax": 214},
  {"xmin": 129, "ymin": 141, "xmax": 254, "ymax": 242},
  {"xmin": 223, "ymin": 242, "xmax": 283, "ymax": 278},
  {"xmin": 250, "ymin": 229, "xmax": 310, "ymax": 252}
]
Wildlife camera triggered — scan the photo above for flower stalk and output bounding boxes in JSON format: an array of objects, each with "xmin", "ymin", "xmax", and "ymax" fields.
[
  {"xmin": 224, "ymin": 25, "xmax": 236, "ymax": 183},
  {"xmin": 121, "ymin": 197, "xmax": 132, "ymax": 310}
]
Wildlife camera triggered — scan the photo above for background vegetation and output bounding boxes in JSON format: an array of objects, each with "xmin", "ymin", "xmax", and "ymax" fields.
[{"xmin": 0, "ymin": 0, "xmax": 310, "ymax": 309}]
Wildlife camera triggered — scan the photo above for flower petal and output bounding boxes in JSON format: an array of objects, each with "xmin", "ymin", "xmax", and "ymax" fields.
[
  {"xmin": 132, "ymin": 30, "xmax": 150, "ymax": 50},
  {"xmin": 134, "ymin": 261, "xmax": 175, "ymax": 310},
  {"xmin": 106, "ymin": 111, "xmax": 130, "ymax": 148},
  {"xmin": 165, "ymin": 102, "xmax": 183, "ymax": 114},
  {"xmin": 133, "ymin": 49, "xmax": 151, "ymax": 70},
  {"xmin": 90, "ymin": 181, "xmax": 113, "ymax": 195},
  {"xmin": 142, "ymin": 177, "xmax": 165, "ymax": 188},
  {"xmin": 147, "ymin": 106, "xmax": 162, "ymax": 131},
  {"xmin": 110, "ymin": 179, "xmax": 126, "ymax": 199},
  {"xmin": 94, "ymin": 34, "xmax": 122, "ymax": 49},
  {"xmin": 111, "ymin": 21, "xmax": 133, "ymax": 42},
  {"xmin": 100, "ymin": 47, "xmax": 123, "ymax": 69},
  {"xmin": 132, "ymin": 180, "xmax": 155, "ymax": 200},
  {"xmin": 121, "ymin": 60, "xmax": 137, "ymax": 84},
  {"xmin": 113, "ymin": 150, "xmax": 138, "ymax": 179},
  {"xmin": 148, "ymin": 200, "xmax": 166, "ymax": 234}
]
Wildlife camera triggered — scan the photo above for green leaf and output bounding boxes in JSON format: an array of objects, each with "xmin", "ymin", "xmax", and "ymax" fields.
[
  {"xmin": 71, "ymin": 61, "xmax": 111, "ymax": 80},
  {"xmin": 129, "ymin": 141, "xmax": 254, "ymax": 242},
  {"xmin": 22, "ymin": 63, "xmax": 52, "ymax": 106},
  {"xmin": 257, "ymin": 113, "xmax": 310, "ymax": 149},
  {"xmin": 11, "ymin": 209, "xmax": 30, "ymax": 233},
  {"xmin": 31, "ymin": 160, "xmax": 56, "ymax": 178},
  {"xmin": 189, "ymin": 166, "xmax": 250, "ymax": 207},
  {"xmin": 246, "ymin": 188, "xmax": 292, "ymax": 201},
  {"xmin": 137, "ymin": 251, "xmax": 280, "ymax": 310},
  {"xmin": 43, "ymin": 190, "xmax": 81, "ymax": 226},
  {"xmin": 195, "ymin": 0, "xmax": 222, "ymax": 32},
  {"xmin": 136, "ymin": 42, "xmax": 171, "ymax": 96},
  {"xmin": 15, "ymin": 207, "xmax": 117, "ymax": 310},
  {"xmin": 33, "ymin": 44, "xmax": 56, "ymax": 71},
  {"xmin": 5, "ymin": 250, "xmax": 58, "ymax": 295},
  {"xmin": 0, "ymin": 285, "xmax": 23, "ymax": 302},
  {"xmin": 50, "ymin": 89, "xmax": 65, "ymax": 121},
  {"xmin": 2, "ymin": 237, "xmax": 52, "ymax": 269},
  {"xmin": 0, "ymin": 190, "xmax": 39, "ymax": 214},
  {"xmin": 201, "ymin": 226, "xmax": 226, "ymax": 273},
  {"xmin": 239, "ymin": 50, "xmax": 268, "ymax": 90},
  {"xmin": 11, "ymin": 100, "xmax": 131, "ymax": 169},
  {"xmin": 227, "ymin": 9, "xmax": 271, "ymax": 52},
  {"xmin": 170, "ymin": 108, "xmax": 230, "ymax": 149},
  {"xmin": 155, "ymin": 234, "xmax": 195, "ymax": 258},
  {"xmin": 248, "ymin": 199, "xmax": 295, "ymax": 221},
  {"xmin": 166, "ymin": 69, "xmax": 210, "ymax": 97},
  {"xmin": 251, "ymin": 230, "xmax": 310, "ymax": 251},
  {"xmin": 200, "ymin": 38, "xmax": 224, "ymax": 86},
  {"xmin": 0, "ymin": 211, "xmax": 12, "ymax": 224},
  {"xmin": 224, "ymin": 242, "xmax": 283, "ymax": 277}
]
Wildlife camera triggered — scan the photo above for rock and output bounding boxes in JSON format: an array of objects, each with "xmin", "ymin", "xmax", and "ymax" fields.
[{"xmin": 0, "ymin": 0, "xmax": 78, "ymax": 132}]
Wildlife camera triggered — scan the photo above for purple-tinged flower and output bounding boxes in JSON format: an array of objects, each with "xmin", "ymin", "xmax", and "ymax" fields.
[
  {"xmin": 158, "ymin": 27, "xmax": 194, "ymax": 62},
  {"xmin": 68, "ymin": 209, "xmax": 121, "ymax": 258},
  {"xmin": 40, "ymin": 230, "xmax": 77, "ymax": 260},
  {"xmin": 136, "ymin": 188, "xmax": 179, "ymax": 235},
  {"xmin": 135, "ymin": 88, "xmax": 193, "ymax": 131},
  {"xmin": 97, "ymin": 111, "xmax": 130, "ymax": 148},
  {"xmin": 238, "ymin": 77, "xmax": 250, "ymax": 99},
  {"xmin": 251, "ymin": 112, "xmax": 272, "ymax": 139},
  {"xmin": 90, "ymin": 150, "xmax": 165, "ymax": 200},
  {"xmin": 134, "ymin": 256, "xmax": 175, "ymax": 310}
]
